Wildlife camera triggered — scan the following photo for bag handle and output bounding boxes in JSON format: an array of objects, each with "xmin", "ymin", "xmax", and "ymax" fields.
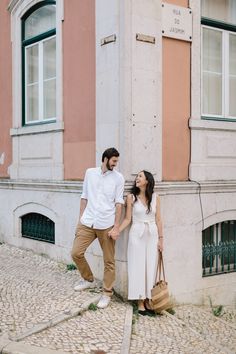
[{"xmin": 154, "ymin": 251, "xmax": 166, "ymax": 284}]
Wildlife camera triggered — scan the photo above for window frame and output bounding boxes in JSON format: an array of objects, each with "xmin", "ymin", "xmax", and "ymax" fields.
[
  {"xmin": 201, "ymin": 17, "xmax": 236, "ymax": 122},
  {"xmin": 202, "ymin": 220, "xmax": 236, "ymax": 277},
  {"xmin": 21, "ymin": 0, "xmax": 56, "ymax": 126}
]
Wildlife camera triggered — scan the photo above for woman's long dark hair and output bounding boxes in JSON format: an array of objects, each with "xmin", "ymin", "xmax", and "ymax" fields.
[{"xmin": 131, "ymin": 170, "xmax": 155, "ymax": 213}]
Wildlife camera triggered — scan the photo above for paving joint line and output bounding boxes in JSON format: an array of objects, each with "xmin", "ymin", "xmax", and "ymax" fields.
[
  {"xmin": 0, "ymin": 335, "xmax": 11, "ymax": 354},
  {"xmin": 9, "ymin": 294, "xmax": 101, "ymax": 342},
  {"xmin": 120, "ymin": 305, "xmax": 133, "ymax": 354},
  {"xmin": 0, "ymin": 338, "xmax": 67, "ymax": 354},
  {"xmin": 163, "ymin": 310, "xmax": 235, "ymax": 354}
]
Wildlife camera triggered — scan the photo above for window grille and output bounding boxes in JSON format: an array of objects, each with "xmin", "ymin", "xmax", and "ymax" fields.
[
  {"xmin": 202, "ymin": 220, "xmax": 236, "ymax": 276},
  {"xmin": 21, "ymin": 213, "xmax": 55, "ymax": 244}
]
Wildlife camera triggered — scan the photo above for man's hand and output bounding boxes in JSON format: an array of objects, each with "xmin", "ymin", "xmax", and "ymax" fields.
[{"xmin": 108, "ymin": 226, "xmax": 120, "ymax": 240}]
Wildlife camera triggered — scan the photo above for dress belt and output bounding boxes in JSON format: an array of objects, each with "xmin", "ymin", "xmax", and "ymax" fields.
[
  {"xmin": 132, "ymin": 220, "xmax": 155, "ymax": 225},
  {"xmin": 132, "ymin": 220, "xmax": 156, "ymax": 238}
]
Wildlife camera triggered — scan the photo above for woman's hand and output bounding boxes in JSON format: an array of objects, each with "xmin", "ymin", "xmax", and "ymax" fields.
[
  {"xmin": 108, "ymin": 226, "xmax": 120, "ymax": 240},
  {"xmin": 158, "ymin": 237, "xmax": 163, "ymax": 252}
]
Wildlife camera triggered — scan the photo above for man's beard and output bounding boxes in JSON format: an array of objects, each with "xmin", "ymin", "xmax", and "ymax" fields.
[{"xmin": 106, "ymin": 160, "xmax": 114, "ymax": 170}]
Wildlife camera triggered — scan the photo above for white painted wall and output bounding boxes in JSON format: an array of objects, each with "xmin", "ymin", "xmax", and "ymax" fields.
[{"xmin": 0, "ymin": 180, "xmax": 235, "ymax": 306}]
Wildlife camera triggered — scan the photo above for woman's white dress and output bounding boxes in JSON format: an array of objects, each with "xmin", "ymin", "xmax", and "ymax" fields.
[{"xmin": 128, "ymin": 193, "xmax": 158, "ymax": 300}]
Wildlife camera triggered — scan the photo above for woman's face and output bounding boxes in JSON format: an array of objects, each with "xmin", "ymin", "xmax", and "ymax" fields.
[{"xmin": 135, "ymin": 171, "xmax": 148, "ymax": 188}]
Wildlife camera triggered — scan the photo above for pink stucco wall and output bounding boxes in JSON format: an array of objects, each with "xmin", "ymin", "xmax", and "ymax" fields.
[
  {"xmin": 0, "ymin": 1, "xmax": 12, "ymax": 178},
  {"xmin": 162, "ymin": 0, "xmax": 190, "ymax": 181},
  {"xmin": 63, "ymin": 0, "xmax": 95, "ymax": 180}
]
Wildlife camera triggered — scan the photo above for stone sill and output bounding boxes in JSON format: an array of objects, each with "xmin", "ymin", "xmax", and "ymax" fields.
[
  {"xmin": 0, "ymin": 179, "xmax": 236, "ymax": 195},
  {"xmin": 10, "ymin": 121, "xmax": 64, "ymax": 137},
  {"xmin": 189, "ymin": 118, "xmax": 236, "ymax": 132}
]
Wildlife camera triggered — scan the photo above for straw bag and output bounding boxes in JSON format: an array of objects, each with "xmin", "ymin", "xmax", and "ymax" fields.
[{"xmin": 149, "ymin": 251, "xmax": 171, "ymax": 313}]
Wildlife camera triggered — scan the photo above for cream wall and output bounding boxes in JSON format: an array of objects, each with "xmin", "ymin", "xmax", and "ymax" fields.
[
  {"xmin": 96, "ymin": 0, "xmax": 162, "ymax": 181},
  {"xmin": 189, "ymin": 0, "xmax": 236, "ymax": 181},
  {"xmin": 8, "ymin": 0, "xmax": 64, "ymax": 181},
  {"xmin": 0, "ymin": 0, "xmax": 12, "ymax": 177}
]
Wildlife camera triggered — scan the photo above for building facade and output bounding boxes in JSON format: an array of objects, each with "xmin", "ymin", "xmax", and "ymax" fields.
[{"xmin": 0, "ymin": 0, "xmax": 236, "ymax": 305}]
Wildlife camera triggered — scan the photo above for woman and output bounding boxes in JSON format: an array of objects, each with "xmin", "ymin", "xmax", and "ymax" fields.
[{"xmin": 119, "ymin": 170, "xmax": 164, "ymax": 314}]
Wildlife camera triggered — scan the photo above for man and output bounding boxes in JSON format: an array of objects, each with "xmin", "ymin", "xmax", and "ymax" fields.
[{"xmin": 71, "ymin": 147, "xmax": 125, "ymax": 309}]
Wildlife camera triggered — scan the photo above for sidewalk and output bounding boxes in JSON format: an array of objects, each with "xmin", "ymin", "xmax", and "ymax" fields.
[{"xmin": 0, "ymin": 243, "xmax": 235, "ymax": 354}]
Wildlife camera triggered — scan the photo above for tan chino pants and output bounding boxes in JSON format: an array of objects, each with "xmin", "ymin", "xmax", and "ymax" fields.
[{"xmin": 71, "ymin": 224, "xmax": 115, "ymax": 296}]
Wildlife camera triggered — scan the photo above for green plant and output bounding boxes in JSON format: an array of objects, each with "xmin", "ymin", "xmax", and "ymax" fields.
[
  {"xmin": 213, "ymin": 305, "xmax": 223, "ymax": 317},
  {"xmin": 209, "ymin": 296, "xmax": 223, "ymax": 317},
  {"xmin": 166, "ymin": 308, "xmax": 175, "ymax": 315},
  {"xmin": 88, "ymin": 288, "xmax": 100, "ymax": 294},
  {"xmin": 66, "ymin": 263, "xmax": 77, "ymax": 271},
  {"xmin": 40, "ymin": 253, "xmax": 49, "ymax": 258},
  {"xmin": 130, "ymin": 301, "xmax": 139, "ymax": 316},
  {"xmin": 113, "ymin": 289, "xmax": 125, "ymax": 302},
  {"xmin": 88, "ymin": 303, "xmax": 98, "ymax": 311}
]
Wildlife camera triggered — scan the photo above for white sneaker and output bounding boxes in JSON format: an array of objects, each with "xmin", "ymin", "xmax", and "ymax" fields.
[
  {"xmin": 97, "ymin": 295, "xmax": 111, "ymax": 309},
  {"xmin": 74, "ymin": 279, "xmax": 96, "ymax": 291}
]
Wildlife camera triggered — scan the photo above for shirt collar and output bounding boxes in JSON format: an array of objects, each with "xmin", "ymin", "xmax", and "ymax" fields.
[{"xmin": 99, "ymin": 166, "xmax": 113, "ymax": 176}]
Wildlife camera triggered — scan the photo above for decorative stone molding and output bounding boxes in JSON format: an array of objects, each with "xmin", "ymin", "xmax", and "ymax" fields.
[
  {"xmin": 10, "ymin": 121, "xmax": 64, "ymax": 137},
  {"xmin": 13, "ymin": 202, "xmax": 57, "ymax": 241},
  {"xmin": 189, "ymin": 118, "xmax": 236, "ymax": 132},
  {"xmin": 0, "ymin": 179, "xmax": 83, "ymax": 193},
  {"xmin": 196, "ymin": 209, "xmax": 236, "ymax": 231},
  {"xmin": 1, "ymin": 179, "xmax": 236, "ymax": 195},
  {"xmin": 14, "ymin": 201, "xmax": 57, "ymax": 222}
]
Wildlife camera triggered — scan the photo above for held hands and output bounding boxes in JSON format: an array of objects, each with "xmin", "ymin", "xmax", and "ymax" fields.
[
  {"xmin": 108, "ymin": 226, "xmax": 120, "ymax": 240},
  {"xmin": 158, "ymin": 237, "xmax": 164, "ymax": 252}
]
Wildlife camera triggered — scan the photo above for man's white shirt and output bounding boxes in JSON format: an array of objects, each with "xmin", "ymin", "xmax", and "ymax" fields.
[{"xmin": 80, "ymin": 167, "xmax": 125, "ymax": 229}]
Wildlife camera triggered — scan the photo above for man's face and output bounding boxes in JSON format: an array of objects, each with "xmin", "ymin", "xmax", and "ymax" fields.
[{"xmin": 106, "ymin": 156, "xmax": 119, "ymax": 170}]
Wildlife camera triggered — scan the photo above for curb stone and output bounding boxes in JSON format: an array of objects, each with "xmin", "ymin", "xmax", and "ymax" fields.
[
  {"xmin": 10, "ymin": 294, "xmax": 101, "ymax": 342},
  {"xmin": 120, "ymin": 305, "xmax": 133, "ymax": 354},
  {"xmin": 0, "ymin": 338, "xmax": 67, "ymax": 354},
  {"xmin": 0, "ymin": 335, "xmax": 11, "ymax": 353}
]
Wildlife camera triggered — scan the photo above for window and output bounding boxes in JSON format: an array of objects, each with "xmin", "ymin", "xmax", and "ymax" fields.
[
  {"xmin": 202, "ymin": 220, "xmax": 236, "ymax": 276},
  {"xmin": 21, "ymin": 213, "xmax": 55, "ymax": 243},
  {"xmin": 22, "ymin": 1, "xmax": 56, "ymax": 125},
  {"xmin": 201, "ymin": 0, "xmax": 236, "ymax": 120}
]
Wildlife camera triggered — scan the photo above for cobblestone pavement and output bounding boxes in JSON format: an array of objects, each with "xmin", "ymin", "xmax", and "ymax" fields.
[
  {"xmin": 174, "ymin": 305, "xmax": 236, "ymax": 352},
  {"xmin": 23, "ymin": 301, "xmax": 128, "ymax": 354},
  {"xmin": 0, "ymin": 244, "xmax": 97, "ymax": 338},
  {"xmin": 130, "ymin": 310, "xmax": 235, "ymax": 354},
  {"xmin": 0, "ymin": 243, "xmax": 236, "ymax": 354}
]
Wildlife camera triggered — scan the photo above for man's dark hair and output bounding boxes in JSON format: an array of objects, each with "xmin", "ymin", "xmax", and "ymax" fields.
[{"xmin": 102, "ymin": 147, "xmax": 119, "ymax": 162}]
